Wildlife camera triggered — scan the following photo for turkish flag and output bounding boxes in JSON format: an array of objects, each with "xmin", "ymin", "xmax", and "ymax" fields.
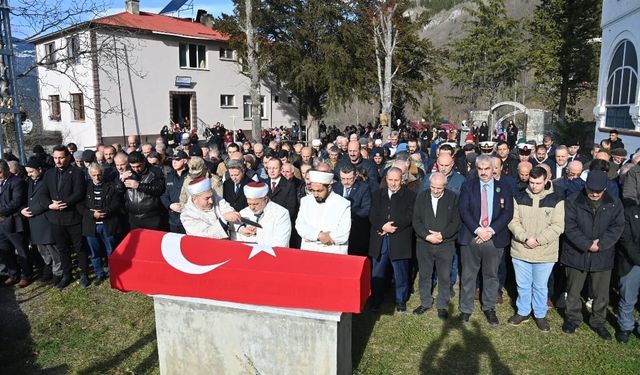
[{"xmin": 109, "ymin": 229, "xmax": 371, "ymax": 313}]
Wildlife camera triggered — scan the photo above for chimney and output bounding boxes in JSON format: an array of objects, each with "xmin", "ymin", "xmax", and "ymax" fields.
[
  {"xmin": 126, "ymin": 0, "xmax": 140, "ymax": 15},
  {"xmin": 200, "ymin": 14, "xmax": 214, "ymax": 28}
]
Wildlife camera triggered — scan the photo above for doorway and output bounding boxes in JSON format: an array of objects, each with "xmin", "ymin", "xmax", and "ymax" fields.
[{"xmin": 169, "ymin": 91, "xmax": 196, "ymax": 128}]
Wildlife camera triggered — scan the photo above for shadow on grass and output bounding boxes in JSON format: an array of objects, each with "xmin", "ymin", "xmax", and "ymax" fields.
[
  {"xmin": 0, "ymin": 287, "xmax": 69, "ymax": 375},
  {"xmin": 77, "ymin": 329, "xmax": 157, "ymax": 375},
  {"xmin": 419, "ymin": 319, "xmax": 513, "ymax": 375}
]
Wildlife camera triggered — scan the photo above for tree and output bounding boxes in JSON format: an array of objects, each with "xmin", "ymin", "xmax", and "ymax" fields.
[
  {"xmin": 364, "ymin": 1, "xmax": 439, "ymax": 133},
  {"xmin": 373, "ymin": 1, "xmax": 399, "ymax": 130},
  {"xmin": 529, "ymin": 0, "xmax": 600, "ymax": 122},
  {"xmin": 447, "ymin": 0, "xmax": 526, "ymax": 110},
  {"xmin": 215, "ymin": 0, "xmax": 267, "ymax": 142},
  {"xmin": 260, "ymin": 0, "xmax": 363, "ymax": 141}
]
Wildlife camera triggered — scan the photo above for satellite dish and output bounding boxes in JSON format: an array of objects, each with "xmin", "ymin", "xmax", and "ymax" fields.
[{"xmin": 22, "ymin": 119, "xmax": 33, "ymax": 134}]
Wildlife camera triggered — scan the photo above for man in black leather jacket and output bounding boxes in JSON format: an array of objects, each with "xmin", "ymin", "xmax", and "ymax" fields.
[{"xmin": 116, "ymin": 151, "xmax": 166, "ymax": 230}]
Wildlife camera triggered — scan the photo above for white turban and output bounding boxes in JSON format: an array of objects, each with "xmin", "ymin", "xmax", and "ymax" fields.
[
  {"xmin": 308, "ymin": 171, "xmax": 334, "ymax": 184},
  {"xmin": 243, "ymin": 182, "xmax": 269, "ymax": 199},
  {"xmin": 187, "ymin": 177, "xmax": 211, "ymax": 196}
]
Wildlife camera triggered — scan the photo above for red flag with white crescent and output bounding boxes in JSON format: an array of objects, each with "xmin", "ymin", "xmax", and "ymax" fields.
[{"xmin": 109, "ymin": 229, "xmax": 371, "ymax": 313}]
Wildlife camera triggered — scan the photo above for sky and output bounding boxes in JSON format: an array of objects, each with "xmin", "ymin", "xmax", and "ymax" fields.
[{"xmin": 11, "ymin": 0, "xmax": 235, "ymax": 39}]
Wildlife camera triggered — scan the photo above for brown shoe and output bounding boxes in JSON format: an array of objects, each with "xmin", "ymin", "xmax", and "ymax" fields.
[
  {"xmin": 534, "ymin": 317, "xmax": 551, "ymax": 332},
  {"xmin": 496, "ymin": 292, "xmax": 504, "ymax": 304},
  {"xmin": 3, "ymin": 277, "xmax": 17, "ymax": 286},
  {"xmin": 507, "ymin": 314, "xmax": 530, "ymax": 326},
  {"xmin": 547, "ymin": 298, "xmax": 555, "ymax": 309},
  {"xmin": 474, "ymin": 288, "xmax": 480, "ymax": 300},
  {"xmin": 17, "ymin": 278, "xmax": 30, "ymax": 288}
]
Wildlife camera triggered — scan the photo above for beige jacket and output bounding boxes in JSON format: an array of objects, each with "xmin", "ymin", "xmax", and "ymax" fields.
[{"xmin": 508, "ymin": 186, "xmax": 565, "ymax": 263}]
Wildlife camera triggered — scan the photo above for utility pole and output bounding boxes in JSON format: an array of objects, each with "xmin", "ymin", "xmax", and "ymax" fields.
[{"xmin": 0, "ymin": 0, "xmax": 26, "ymax": 163}]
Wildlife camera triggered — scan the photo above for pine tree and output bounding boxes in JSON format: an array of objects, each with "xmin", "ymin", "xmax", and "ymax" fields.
[
  {"xmin": 447, "ymin": 0, "xmax": 526, "ymax": 110},
  {"xmin": 529, "ymin": 0, "xmax": 601, "ymax": 122}
]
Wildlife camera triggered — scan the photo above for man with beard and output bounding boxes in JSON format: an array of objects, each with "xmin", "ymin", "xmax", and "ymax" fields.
[
  {"xmin": 335, "ymin": 140, "xmax": 379, "ymax": 191},
  {"xmin": 181, "ymin": 177, "xmax": 241, "ymax": 239},
  {"xmin": 233, "ymin": 182, "xmax": 291, "ymax": 247},
  {"xmin": 42, "ymin": 145, "xmax": 89, "ymax": 289},
  {"xmin": 295, "ymin": 169, "xmax": 351, "ymax": 254},
  {"xmin": 118, "ymin": 151, "xmax": 166, "ymax": 230},
  {"xmin": 495, "ymin": 141, "xmax": 518, "ymax": 178}
]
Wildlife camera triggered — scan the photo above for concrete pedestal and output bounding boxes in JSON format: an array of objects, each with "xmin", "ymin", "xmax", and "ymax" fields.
[{"xmin": 153, "ymin": 295, "xmax": 352, "ymax": 375}]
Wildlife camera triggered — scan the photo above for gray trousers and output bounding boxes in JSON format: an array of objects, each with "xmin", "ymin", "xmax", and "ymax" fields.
[
  {"xmin": 459, "ymin": 240, "xmax": 503, "ymax": 314},
  {"xmin": 416, "ymin": 243, "xmax": 455, "ymax": 309},
  {"xmin": 36, "ymin": 244, "xmax": 63, "ymax": 276},
  {"xmin": 565, "ymin": 267, "xmax": 611, "ymax": 328}
]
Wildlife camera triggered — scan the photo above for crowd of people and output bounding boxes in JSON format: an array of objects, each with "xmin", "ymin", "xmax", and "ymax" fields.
[{"xmin": 1, "ymin": 123, "xmax": 640, "ymax": 345}]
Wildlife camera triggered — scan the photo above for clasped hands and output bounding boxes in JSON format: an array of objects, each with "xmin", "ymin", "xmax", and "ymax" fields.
[
  {"xmin": 318, "ymin": 231, "xmax": 335, "ymax": 246},
  {"xmin": 474, "ymin": 227, "xmax": 493, "ymax": 244},
  {"xmin": 426, "ymin": 230, "xmax": 443, "ymax": 244}
]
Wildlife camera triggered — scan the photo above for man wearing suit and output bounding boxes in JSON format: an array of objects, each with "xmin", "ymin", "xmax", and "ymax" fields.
[
  {"xmin": 43, "ymin": 145, "xmax": 89, "ymax": 289},
  {"xmin": 0, "ymin": 160, "xmax": 30, "ymax": 287},
  {"xmin": 553, "ymin": 145, "xmax": 570, "ymax": 180},
  {"xmin": 458, "ymin": 155, "xmax": 514, "ymax": 325},
  {"xmin": 22, "ymin": 158, "xmax": 62, "ymax": 285},
  {"xmin": 334, "ymin": 164, "xmax": 371, "ymax": 256},
  {"xmin": 412, "ymin": 172, "xmax": 460, "ymax": 320},
  {"xmin": 369, "ymin": 167, "xmax": 416, "ymax": 312},
  {"xmin": 222, "ymin": 159, "xmax": 252, "ymax": 212},
  {"xmin": 266, "ymin": 158, "xmax": 298, "ymax": 222}
]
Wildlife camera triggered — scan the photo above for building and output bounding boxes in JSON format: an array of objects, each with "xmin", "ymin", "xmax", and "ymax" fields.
[
  {"xmin": 31, "ymin": 0, "xmax": 298, "ymax": 149},
  {"xmin": 593, "ymin": 0, "xmax": 640, "ymax": 151}
]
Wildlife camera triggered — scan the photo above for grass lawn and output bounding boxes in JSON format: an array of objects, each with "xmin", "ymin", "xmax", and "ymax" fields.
[{"xmin": 1, "ymin": 278, "xmax": 639, "ymax": 374}]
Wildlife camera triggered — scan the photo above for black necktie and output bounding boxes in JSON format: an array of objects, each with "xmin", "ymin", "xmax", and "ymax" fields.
[{"xmin": 255, "ymin": 212, "xmax": 263, "ymax": 222}]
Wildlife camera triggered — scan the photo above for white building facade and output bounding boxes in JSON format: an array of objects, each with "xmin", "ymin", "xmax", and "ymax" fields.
[
  {"xmin": 593, "ymin": 0, "xmax": 640, "ymax": 150},
  {"xmin": 32, "ymin": 5, "xmax": 298, "ymax": 149}
]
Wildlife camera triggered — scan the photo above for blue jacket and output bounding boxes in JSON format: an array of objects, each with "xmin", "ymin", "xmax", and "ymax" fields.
[
  {"xmin": 160, "ymin": 168, "xmax": 188, "ymax": 227},
  {"xmin": 333, "ymin": 180, "xmax": 371, "ymax": 219},
  {"xmin": 457, "ymin": 177, "xmax": 514, "ymax": 248}
]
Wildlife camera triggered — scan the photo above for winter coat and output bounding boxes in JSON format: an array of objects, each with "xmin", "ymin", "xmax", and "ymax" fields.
[
  {"xmin": 561, "ymin": 189, "xmax": 624, "ymax": 272},
  {"xmin": 617, "ymin": 204, "xmax": 640, "ymax": 277},
  {"xmin": 509, "ymin": 186, "xmax": 564, "ymax": 263}
]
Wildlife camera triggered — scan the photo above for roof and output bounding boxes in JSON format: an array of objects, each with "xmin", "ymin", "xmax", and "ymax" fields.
[
  {"xmin": 91, "ymin": 11, "xmax": 228, "ymax": 41},
  {"xmin": 30, "ymin": 11, "xmax": 228, "ymax": 44}
]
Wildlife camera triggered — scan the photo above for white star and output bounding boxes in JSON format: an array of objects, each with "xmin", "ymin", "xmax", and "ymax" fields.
[{"xmin": 248, "ymin": 244, "xmax": 277, "ymax": 259}]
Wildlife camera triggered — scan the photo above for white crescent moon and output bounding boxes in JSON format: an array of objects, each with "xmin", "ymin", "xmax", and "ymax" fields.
[{"xmin": 161, "ymin": 233, "xmax": 230, "ymax": 275}]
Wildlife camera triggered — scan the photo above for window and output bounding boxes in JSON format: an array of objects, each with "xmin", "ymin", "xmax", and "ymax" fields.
[
  {"xmin": 179, "ymin": 43, "xmax": 207, "ymax": 69},
  {"xmin": 49, "ymin": 95, "xmax": 61, "ymax": 121},
  {"xmin": 67, "ymin": 35, "xmax": 80, "ymax": 64},
  {"xmin": 70, "ymin": 93, "xmax": 85, "ymax": 121},
  {"xmin": 220, "ymin": 94, "xmax": 235, "ymax": 107},
  {"xmin": 605, "ymin": 40, "xmax": 638, "ymax": 129},
  {"xmin": 243, "ymin": 95, "xmax": 265, "ymax": 119},
  {"xmin": 274, "ymin": 95, "xmax": 279, "ymax": 103},
  {"xmin": 220, "ymin": 48, "xmax": 234, "ymax": 60},
  {"xmin": 44, "ymin": 42, "xmax": 56, "ymax": 67}
]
